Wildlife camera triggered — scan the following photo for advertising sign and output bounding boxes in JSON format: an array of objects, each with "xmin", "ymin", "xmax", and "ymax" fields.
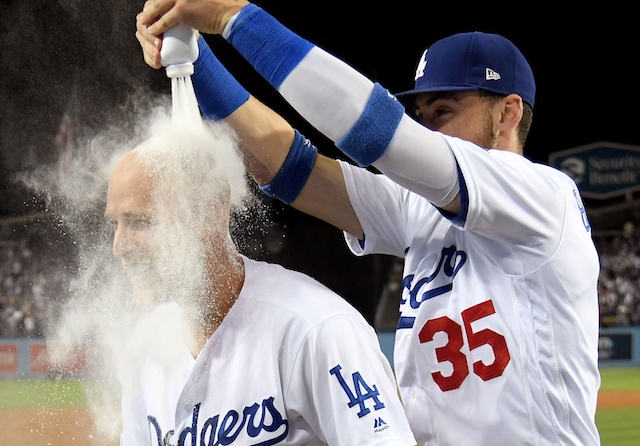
[{"xmin": 549, "ymin": 142, "xmax": 640, "ymax": 199}]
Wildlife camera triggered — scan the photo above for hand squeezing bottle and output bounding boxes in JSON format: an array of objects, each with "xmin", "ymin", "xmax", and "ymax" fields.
[{"xmin": 160, "ymin": 23, "xmax": 199, "ymax": 78}]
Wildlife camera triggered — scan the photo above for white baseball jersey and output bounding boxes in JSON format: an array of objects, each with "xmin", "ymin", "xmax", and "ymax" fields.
[
  {"xmin": 118, "ymin": 255, "xmax": 417, "ymax": 446},
  {"xmin": 119, "ymin": 300, "xmax": 195, "ymax": 446},
  {"xmin": 341, "ymin": 136, "xmax": 601, "ymax": 445}
]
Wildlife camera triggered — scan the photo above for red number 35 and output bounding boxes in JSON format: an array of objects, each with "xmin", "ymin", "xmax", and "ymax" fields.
[{"xmin": 418, "ymin": 299, "xmax": 511, "ymax": 392}]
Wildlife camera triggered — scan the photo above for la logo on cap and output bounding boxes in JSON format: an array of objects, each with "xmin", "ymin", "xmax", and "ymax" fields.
[
  {"xmin": 414, "ymin": 49, "xmax": 429, "ymax": 81},
  {"xmin": 486, "ymin": 68, "xmax": 501, "ymax": 81}
]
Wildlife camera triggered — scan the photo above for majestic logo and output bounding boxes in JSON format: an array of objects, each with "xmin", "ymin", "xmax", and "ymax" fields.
[
  {"xmin": 373, "ymin": 417, "xmax": 389, "ymax": 433},
  {"xmin": 330, "ymin": 364, "xmax": 385, "ymax": 418},
  {"xmin": 485, "ymin": 68, "xmax": 501, "ymax": 81},
  {"xmin": 148, "ymin": 396, "xmax": 289, "ymax": 446}
]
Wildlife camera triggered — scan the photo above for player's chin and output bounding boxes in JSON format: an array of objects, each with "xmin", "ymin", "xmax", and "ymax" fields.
[{"xmin": 124, "ymin": 263, "xmax": 158, "ymax": 287}]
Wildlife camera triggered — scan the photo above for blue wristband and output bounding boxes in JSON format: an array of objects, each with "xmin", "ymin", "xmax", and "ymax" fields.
[
  {"xmin": 192, "ymin": 36, "xmax": 250, "ymax": 121},
  {"xmin": 227, "ymin": 4, "xmax": 314, "ymax": 89},
  {"xmin": 260, "ymin": 130, "xmax": 317, "ymax": 204},
  {"xmin": 337, "ymin": 83, "xmax": 405, "ymax": 167}
]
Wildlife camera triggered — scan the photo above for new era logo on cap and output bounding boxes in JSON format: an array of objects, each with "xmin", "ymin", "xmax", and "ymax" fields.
[{"xmin": 485, "ymin": 68, "xmax": 501, "ymax": 81}]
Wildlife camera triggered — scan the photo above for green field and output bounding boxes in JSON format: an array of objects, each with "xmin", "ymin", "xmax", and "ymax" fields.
[
  {"xmin": 598, "ymin": 406, "xmax": 640, "ymax": 446},
  {"xmin": 599, "ymin": 367, "xmax": 640, "ymax": 390},
  {"xmin": 597, "ymin": 367, "xmax": 640, "ymax": 446},
  {"xmin": 0, "ymin": 377, "xmax": 87, "ymax": 409},
  {"xmin": 1, "ymin": 368, "xmax": 639, "ymax": 444}
]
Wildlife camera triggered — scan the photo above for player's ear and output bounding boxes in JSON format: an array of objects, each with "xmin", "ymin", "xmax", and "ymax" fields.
[{"xmin": 495, "ymin": 94, "xmax": 523, "ymax": 133}]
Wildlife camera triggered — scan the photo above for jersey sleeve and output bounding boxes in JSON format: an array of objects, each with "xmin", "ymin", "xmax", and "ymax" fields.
[
  {"xmin": 445, "ymin": 137, "xmax": 580, "ymax": 273},
  {"xmin": 285, "ymin": 313, "xmax": 416, "ymax": 445},
  {"xmin": 339, "ymin": 160, "xmax": 444, "ymax": 258},
  {"xmin": 450, "ymin": 140, "xmax": 565, "ymax": 237}
]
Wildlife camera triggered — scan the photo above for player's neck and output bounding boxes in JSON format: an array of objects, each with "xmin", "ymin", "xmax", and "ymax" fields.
[
  {"xmin": 188, "ymin": 253, "xmax": 245, "ymax": 357},
  {"xmin": 492, "ymin": 131, "xmax": 523, "ymax": 155}
]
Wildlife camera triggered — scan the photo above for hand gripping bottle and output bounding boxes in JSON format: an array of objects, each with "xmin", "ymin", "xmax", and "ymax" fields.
[{"xmin": 160, "ymin": 23, "xmax": 199, "ymax": 78}]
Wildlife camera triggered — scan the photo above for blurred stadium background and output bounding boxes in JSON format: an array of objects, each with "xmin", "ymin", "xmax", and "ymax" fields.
[{"xmin": 1, "ymin": 1, "xmax": 639, "ymax": 444}]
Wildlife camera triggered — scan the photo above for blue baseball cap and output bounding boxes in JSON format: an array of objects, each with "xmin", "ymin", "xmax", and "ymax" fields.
[{"xmin": 395, "ymin": 31, "xmax": 536, "ymax": 108}]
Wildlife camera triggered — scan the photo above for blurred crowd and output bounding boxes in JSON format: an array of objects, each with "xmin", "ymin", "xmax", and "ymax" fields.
[
  {"xmin": 596, "ymin": 227, "xmax": 640, "ymax": 327},
  {"xmin": 2, "ymin": 229, "xmax": 640, "ymax": 339},
  {"xmin": 0, "ymin": 243, "xmax": 53, "ymax": 338}
]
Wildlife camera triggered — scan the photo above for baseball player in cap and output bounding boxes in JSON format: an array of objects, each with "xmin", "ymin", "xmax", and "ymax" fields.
[
  {"xmin": 395, "ymin": 31, "xmax": 536, "ymax": 154},
  {"xmin": 109, "ymin": 120, "xmax": 417, "ymax": 445},
  {"xmin": 137, "ymin": 3, "xmax": 601, "ymax": 445}
]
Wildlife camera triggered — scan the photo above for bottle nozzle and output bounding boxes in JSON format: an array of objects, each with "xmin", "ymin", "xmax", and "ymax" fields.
[{"xmin": 165, "ymin": 62, "xmax": 195, "ymax": 78}]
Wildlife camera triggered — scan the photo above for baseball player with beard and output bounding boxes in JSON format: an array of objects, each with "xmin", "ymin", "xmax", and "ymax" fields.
[
  {"xmin": 136, "ymin": 2, "xmax": 602, "ymax": 445},
  {"xmin": 108, "ymin": 121, "xmax": 417, "ymax": 445}
]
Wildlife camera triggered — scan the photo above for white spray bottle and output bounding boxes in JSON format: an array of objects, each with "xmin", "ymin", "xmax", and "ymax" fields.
[
  {"xmin": 160, "ymin": 23, "xmax": 199, "ymax": 78},
  {"xmin": 160, "ymin": 23, "xmax": 202, "ymax": 124}
]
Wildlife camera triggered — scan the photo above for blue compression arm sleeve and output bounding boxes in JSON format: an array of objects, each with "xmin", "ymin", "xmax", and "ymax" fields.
[
  {"xmin": 192, "ymin": 36, "xmax": 250, "ymax": 120},
  {"xmin": 337, "ymin": 83, "xmax": 404, "ymax": 166},
  {"xmin": 226, "ymin": 4, "xmax": 314, "ymax": 89}
]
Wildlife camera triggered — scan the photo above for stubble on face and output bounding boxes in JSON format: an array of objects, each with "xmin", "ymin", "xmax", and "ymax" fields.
[{"xmin": 475, "ymin": 107, "xmax": 499, "ymax": 149}]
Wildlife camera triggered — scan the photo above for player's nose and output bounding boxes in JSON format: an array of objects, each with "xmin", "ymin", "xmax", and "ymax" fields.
[{"xmin": 112, "ymin": 226, "xmax": 134, "ymax": 258}]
